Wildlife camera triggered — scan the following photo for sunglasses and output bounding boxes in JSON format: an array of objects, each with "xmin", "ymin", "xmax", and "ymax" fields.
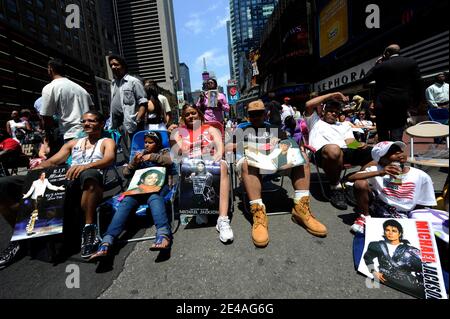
[
  {"xmin": 80, "ymin": 119, "xmax": 98, "ymax": 124},
  {"xmin": 248, "ymin": 111, "xmax": 265, "ymax": 117}
]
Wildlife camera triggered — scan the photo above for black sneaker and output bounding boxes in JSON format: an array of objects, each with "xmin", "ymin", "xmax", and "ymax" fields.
[
  {"xmin": 329, "ymin": 189, "xmax": 348, "ymax": 210},
  {"xmin": 80, "ymin": 225, "xmax": 100, "ymax": 259},
  {"xmin": 0, "ymin": 241, "xmax": 21, "ymax": 270}
]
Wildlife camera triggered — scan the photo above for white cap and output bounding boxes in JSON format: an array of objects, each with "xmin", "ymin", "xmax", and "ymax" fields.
[{"xmin": 371, "ymin": 141, "xmax": 406, "ymax": 162}]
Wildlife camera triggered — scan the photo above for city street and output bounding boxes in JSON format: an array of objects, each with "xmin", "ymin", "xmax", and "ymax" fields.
[{"xmin": 0, "ymin": 152, "xmax": 447, "ymax": 300}]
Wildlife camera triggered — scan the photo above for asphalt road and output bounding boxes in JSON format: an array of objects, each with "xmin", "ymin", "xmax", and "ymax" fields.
[{"xmin": 1, "ymin": 163, "xmax": 447, "ymax": 300}]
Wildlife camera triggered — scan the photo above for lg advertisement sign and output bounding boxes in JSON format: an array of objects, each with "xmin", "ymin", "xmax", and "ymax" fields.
[{"xmin": 227, "ymin": 85, "xmax": 240, "ymax": 105}]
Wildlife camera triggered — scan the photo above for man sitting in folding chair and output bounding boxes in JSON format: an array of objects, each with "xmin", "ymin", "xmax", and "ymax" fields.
[
  {"xmin": 230, "ymin": 100, "xmax": 328, "ymax": 248},
  {"xmin": 89, "ymin": 131, "xmax": 174, "ymax": 261},
  {"xmin": 0, "ymin": 110, "xmax": 116, "ymax": 268},
  {"xmin": 304, "ymin": 92, "xmax": 373, "ymax": 210}
]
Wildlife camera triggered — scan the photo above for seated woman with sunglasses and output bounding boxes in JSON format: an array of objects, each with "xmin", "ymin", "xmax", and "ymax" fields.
[
  {"xmin": 168, "ymin": 104, "xmax": 234, "ymax": 243},
  {"xmin": 89, "ymin": 131, "xmax": 174, "ymax": 261}
]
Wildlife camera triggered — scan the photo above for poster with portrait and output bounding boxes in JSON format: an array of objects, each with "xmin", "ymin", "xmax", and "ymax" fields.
[
  {"xmin": 121, "ymin": 167, "xmax": 166, "ymax": 197},
  {"xmin": 179, "ymin": 158, "xmax": 220, "ymax": 215},
  {"xmin": 207, "ymin": 90, "xmax": 219, "ymax": 108},
  {"xmin": 12, "ymin": 166, "xmax": 68, "ymax": 241},
  {"xmin": 245, "ymin": 138, "xmax": 305, "ymax": 174},
  {"xmin": 357, "ymin": 218, "xmax": 446, "ymax": 299}
]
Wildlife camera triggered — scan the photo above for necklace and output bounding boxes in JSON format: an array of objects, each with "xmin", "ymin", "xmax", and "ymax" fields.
[{"xmin": 81, "ymin": 138, "xmax": 100, "ymax": 163}]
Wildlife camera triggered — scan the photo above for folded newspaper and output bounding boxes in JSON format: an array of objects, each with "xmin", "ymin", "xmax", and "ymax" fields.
[{"xmin": 245, "ymin": 138, "xmax": 305, "ymax": 174}]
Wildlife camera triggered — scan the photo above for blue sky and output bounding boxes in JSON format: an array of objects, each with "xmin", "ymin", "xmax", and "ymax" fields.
[{"xmin": 173, "ymin": 0, "xmax": 231, "ymax": 92}]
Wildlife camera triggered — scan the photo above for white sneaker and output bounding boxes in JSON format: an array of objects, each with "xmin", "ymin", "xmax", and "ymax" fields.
[
  {"xmin": 216, "ymin": 216, "xmax": 234, "ymax": 243},
  {"xmin": 351, "ymin": 214, "xmax": 370, "ymax": 234},
  {"xmin": 195, "ymin": 214, "xmax": 208, "ymax": 225}
]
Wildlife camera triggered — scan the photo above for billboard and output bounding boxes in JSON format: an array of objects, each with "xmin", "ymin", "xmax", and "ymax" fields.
[
  {"xmin": 319, "ymin": 0, "xmax": 349, "ymax": 58},
  {"xmin": 227, "ymin": 85, "xmax": 240, "ymax": 105}
]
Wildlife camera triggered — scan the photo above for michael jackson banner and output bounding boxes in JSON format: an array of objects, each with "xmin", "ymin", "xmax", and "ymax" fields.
[
  {"xmin": 121, "ymin": 167, "xmax": 166, "ymax": 198},
  {"xmin": 358, "ymin": 218, "xmax": 446, "ymax": 299},
  {"xmin": 179, "ymin": 158, "xmax": 220, "ymax": 215},
  {"xmin": 12, "ymin": 166, "xmax": 67, "ymax": 241}
]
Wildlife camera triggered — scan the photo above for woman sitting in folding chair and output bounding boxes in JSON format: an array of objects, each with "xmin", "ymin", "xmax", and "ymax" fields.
[
  {"xmin": 89, "ymin": 131, "xmax": 174, "ymax": 261},
  {"xmin": 168, "ymin": 104, "xmax": 234, "ymax": 244}
]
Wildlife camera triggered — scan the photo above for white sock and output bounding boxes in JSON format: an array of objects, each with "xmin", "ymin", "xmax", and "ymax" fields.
[
  {"xmin": 330, "ymin": 184, "xmax": 343, "ymax": 190},
  {"xmin": 294, "ymin": 190, "xmax": 310, "ymax": 202},
  {"xmin": 249, "ymin": 199, "xmax": 264, "ymax": 206}
]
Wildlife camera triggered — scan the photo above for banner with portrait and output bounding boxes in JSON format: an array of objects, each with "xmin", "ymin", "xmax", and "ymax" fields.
[
  {"xmin": 207, "ymin": 90, "xmax": 219, "ymax": 108},
  {"xmin": 179, "ymin": 158, "xmax": 220, "ymax": 215},
  {"xmin": 121, "ymin": 167, "xmax": 166, "ymax": 197},
  {"xmin": 12, "ymin": 166, "xmax": 68, "ymax": 241},
  {"xmin": 357, "ymin": 218, "xmax": 446, "ymax": 299}
]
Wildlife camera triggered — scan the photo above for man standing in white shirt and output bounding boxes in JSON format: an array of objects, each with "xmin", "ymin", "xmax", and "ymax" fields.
[
  {"xmin": 281, "ymin": 97, "xmax": 295, "ymax": 124},
  {"xmin": 40, "ymin": 59, "xmax": 94, "ymax": 144},
  {"xmin": 425, "ymin": 72, "xmax": 449, "ymax": 109}
]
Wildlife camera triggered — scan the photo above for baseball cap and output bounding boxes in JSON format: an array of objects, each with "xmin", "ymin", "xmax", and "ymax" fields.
[
  {"xmin": 284, "ymin": 97, "xmax": 291, "ymax": 102},
  {"xmin": 371, "ymin": 141, "xmax": 406, "ymax": 162},
  {"xmin": 247, "ymin": 100, "xmax": 265, "ymax": 112}
]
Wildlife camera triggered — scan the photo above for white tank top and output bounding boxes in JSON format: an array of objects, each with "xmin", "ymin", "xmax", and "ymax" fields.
[{"xmin": 71, "ymin": 137, "xmax": 106, "ymax": 165}]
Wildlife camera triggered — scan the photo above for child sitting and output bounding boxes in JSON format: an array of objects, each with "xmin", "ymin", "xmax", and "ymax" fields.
[
  {"xmin": 89, "ymin": 131, "xmax": 174, "ymax": 261},
  {"xmin": 348, "ymin": 141, "xmax": 437, "ymax": 234}
]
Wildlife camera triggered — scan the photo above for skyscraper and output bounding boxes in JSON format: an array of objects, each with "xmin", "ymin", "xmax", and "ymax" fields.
[
  {"xmin": 179, "ymin": 63, "xmax": 192, "ymax": 103},
  {"xmin": 229, "ymin": 0, "xmax": 277, "ymax": 87},
  {"xmin": 226, "ymin": 20, "xmax": 235, "ymax": 79},
  {"xmin": 113, "ymin": 0, "xmax": 180, "ymax": 93}
]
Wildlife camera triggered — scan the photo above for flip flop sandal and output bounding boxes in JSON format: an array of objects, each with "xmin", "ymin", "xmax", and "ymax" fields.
[
  {"xmin": 88, "ymin": 243, "xmax": 110, "ymax": 261},
  {"xmin": 149, "ymin": 234, "xmax": 172, "ymax": 251}
]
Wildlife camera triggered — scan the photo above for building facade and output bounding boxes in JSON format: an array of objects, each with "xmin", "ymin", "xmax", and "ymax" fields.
[
  {"xmin": 113, "ymin": 0, "xmax": 180, "ymax": 94},
  {"xmin": 229, "ymin": 0, "xmax": 278, "ymax": 89},
  {"xmin": 0, "ymin": 0, "xmax": 113, "ymax": 122}
]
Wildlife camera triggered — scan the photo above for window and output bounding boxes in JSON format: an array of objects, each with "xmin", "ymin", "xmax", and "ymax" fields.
[
  {"xmin": 39, "ymin": 16, "xmax": 47, "ymax": 28},
  {"xmin": 6, "ymin": 0, "xmax": 18, "ymax": 13},
  {"xmin": 36, "ymin": 0, "xmax": 44, "ymax": 10},
  {"xmin": 25, "ymin": 9, "xmax": 35, "ymax": 23},
  {"xmin": 41, "ymin": 34, "xmax": 48, "ymax": 43},
  {"xmin": 52, "ymin": 24, "xmax": 60, "ymax": 33}
]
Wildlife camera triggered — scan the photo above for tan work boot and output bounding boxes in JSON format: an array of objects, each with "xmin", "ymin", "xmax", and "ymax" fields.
[
  {"xmin": 292, "ymin": 197, "xmax": 328, "ymax": 237},
  {"xmin": 250, "ymin": 203, "xmax": 269, "ymax": 247}
]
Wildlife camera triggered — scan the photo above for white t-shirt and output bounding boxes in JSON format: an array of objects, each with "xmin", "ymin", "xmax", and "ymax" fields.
[
  {"xmin": 40, "ymin": 77, "xmax": 94, "ymax": 140},
  {"xmin": 158, "ymin": 94, "xmax": 171, "ymax": 113},
  {"xmin": 281, "ymin": 104, "xmax": 295, "ymax": 123},
  {"xmin": 305, "ymin": 111, "xmax": 354, "ymax": 151},
  {"xmin": 354, "ymin": 119, "xmax": 374, "ymax": 127},
  {"xmin": 362, "ymin": 165, "xmax": 437, "ymax": 211}
]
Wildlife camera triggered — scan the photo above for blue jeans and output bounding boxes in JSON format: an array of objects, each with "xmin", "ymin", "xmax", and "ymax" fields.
[{"xmin": 102, "ymin": 185, "xmax": 171, "ymax": 245}]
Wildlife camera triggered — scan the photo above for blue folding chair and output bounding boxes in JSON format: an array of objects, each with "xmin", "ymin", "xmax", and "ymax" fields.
[
  {"xmin": 428, "ymin": 108, "xmax": 449, "ymax": 125},
  {"xmin": 97, "ymin": 130, "xmax": 178, "ymax": 243}
]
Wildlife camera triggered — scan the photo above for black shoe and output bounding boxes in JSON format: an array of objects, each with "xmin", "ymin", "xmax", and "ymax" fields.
[
  {"xmin": 80, "ymin": 225, "xmax": 100, "ymax": 259},
  {"xmin": 329, "ymin": 189, "xmax": 348, "ymax": 210},
  {"xmin": 0, "ymin": 242, "xmax": 21, "ymax": 270}
]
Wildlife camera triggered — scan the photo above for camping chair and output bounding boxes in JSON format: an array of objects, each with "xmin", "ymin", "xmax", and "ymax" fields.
[
  {"xmin": 103, "ymin": 129, "xmax": 125, "ymax": 192},
  {"xmin": 303, "ymin": 141, "xmax": 355, "ymax": 203},
  {"xmin": 234, "ymin": 122, "xmax": 288, "ymax": 216},
  {"xmin": 96, "ymin": 130, "xmax": 178, "ymax": 243},
  {"xmin": 428, "ymin": 108, "xmax": 449, "ymax": 125}
]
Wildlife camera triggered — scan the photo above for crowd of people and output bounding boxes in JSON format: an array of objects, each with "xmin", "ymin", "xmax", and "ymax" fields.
[{"xmin": 0, "ymin": 44, "xmax": 447, "ymax": 277}]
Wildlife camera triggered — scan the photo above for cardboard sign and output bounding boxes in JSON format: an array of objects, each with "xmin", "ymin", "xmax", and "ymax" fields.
[
  {"xmin": 12, "ymin": 166, "xmax": 67, "ymax": 241},
  {"xmin": 358, "ymin": 218, "xmax": 446, "ymax": 299},
  {"xmin": 179, "ymin": 158, "xmax": 220, "ymax": 215}
]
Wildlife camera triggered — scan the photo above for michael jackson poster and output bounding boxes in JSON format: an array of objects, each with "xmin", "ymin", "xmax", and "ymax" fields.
[
  {"xmin": 12, "ymin": 166, "xmax": 67, "ymax": 241},
  {"xmin": 358, "ymin": 218, "xmax": 446, "ymax": 299},
  {"xmin": 179, "ymin": 158, "xmax": 220, "ymax": 215}
]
